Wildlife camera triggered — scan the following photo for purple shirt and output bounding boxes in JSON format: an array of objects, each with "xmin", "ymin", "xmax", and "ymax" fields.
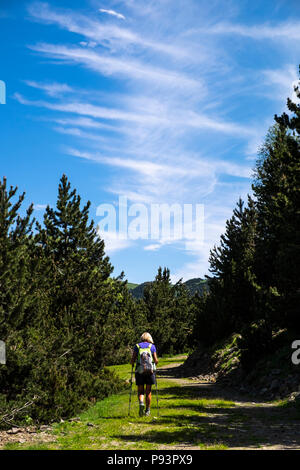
[{"xmin": 134, "ymin": 342, "xmax": 156, "ymax": 355}]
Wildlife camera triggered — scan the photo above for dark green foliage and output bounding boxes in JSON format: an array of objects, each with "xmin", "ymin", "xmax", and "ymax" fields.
[
  {"xmin": 142, "ymin": 267, "xmax": 192, "ymax": 355},
  {"xmin": 101, "ymin": 276, "xmax": 147, "ymax": 365},
  {"xmin": 253, "ymin": 120, "xmax": 300, "ymax": 330},
  {"xmin": 238, "ymin": 320, "xmax": 272, "ymax": 371},
  {"xmin": 0, "ymin": 177, "xmax": 34, "ymax": 336},
  {"xmin": 194, "ymin": 197, "xmax": 259, "ymax": 346},
  {"xmin": 191, "ymin": 67, "xmax": 300, "ymax": 366},
  {"xmin": 0, "ymin": 175, "xmax": 139, "ymax": 428}
]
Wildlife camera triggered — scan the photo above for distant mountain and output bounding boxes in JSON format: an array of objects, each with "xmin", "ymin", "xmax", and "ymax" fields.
[
  {"xmin": 183, "ymin": 278, "xmax": 208, "ymax": 296},
  {"xmin": 127, "ymin": 278, "xmax": 208, "ymax": 299},
  {"xmin": 127, "ymin": 282, "xmax": 139, "ymax": 290},
  {"xmin": 128, "ymin": 282, "xmax": 152, "ymax": 299}
]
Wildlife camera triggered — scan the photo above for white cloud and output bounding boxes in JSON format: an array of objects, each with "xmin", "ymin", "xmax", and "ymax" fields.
[
  {"xmin": 33, "ymin": 203, "xmax": 47, "ymax": 211},
  {"xmin": 194, "ymin": 21, "xmax": 300, "ymax": 41},
  {"xmin": 29, "ymin": 43, "xmax": 202, "ymax": 91},
  {"xmin": 144, "ymin": 244, "xmax": 161, "ymax": 251},
  {"xmin": 14, "ymin": 92, "xmax": 156, "ymax": 124},
  {"xmin": 98, "ymin": 229, "xmax": 133, "ymax": 253},
  {"xmin": 171, "ymin": 257, "xmax": 207, "ymax": 283},
  {"xmin": 49, "ymin": 116, "xmax": 116, "ymax": 131},
  {"xmin": 262, "ymin": 65, "xmax": 299, "ymax": 102},
  {"xmin": 24, "ymin": 80, "xmax": 73, "ymax": 97},
  {"xmin": 171, "ymin": 222, "xmax": 228, "ymax": 282},
  {"xmin": 66, "ymin": 148, "xmax": 250, "ymax": 185},
  {"xmin": 28, "ymin": 2, "xmax": 193, "ymax": 59},
  {"xmin": 15, "ymin": 91, "xmax": 254, "ymax": 138},
  {"xmin": 79, "ymin": 41, "xmax": 97, "ymax": 48},
  {"xmin": 99, "ymin": 8, "xmax": 125, "ymax": 20},
  {"xmin": 66, "ymin": 148, "xmax": 195, "ymax": 180}
]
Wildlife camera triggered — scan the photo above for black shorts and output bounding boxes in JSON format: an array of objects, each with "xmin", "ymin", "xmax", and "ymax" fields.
[{"xmin": 135, "ymin": 372, "xmax": 156, "ymax": 386}]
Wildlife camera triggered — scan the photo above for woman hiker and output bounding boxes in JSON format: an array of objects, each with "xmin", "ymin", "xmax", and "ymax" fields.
[{"xmin": 131, "ymin": 332, "xmax": 158, "ymax": 417}]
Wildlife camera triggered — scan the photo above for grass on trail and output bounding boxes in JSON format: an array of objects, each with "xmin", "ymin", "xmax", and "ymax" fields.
[{"xmin": 4, "ymin": 355, "xmax": 234, "ymax": 450}]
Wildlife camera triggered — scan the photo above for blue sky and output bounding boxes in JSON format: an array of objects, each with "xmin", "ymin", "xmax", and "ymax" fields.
[{"xmin": 1, "ymin": 0, "xmax": 299, "ymax": 283}]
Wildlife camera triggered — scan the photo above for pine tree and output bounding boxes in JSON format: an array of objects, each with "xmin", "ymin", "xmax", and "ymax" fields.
[
  {"xmin": 252, "ymin": 120, "xmax": 300, "ymax": 329},
  {"xmin": 172, "ymin": 279, "xmax": 192, "ymax": 353},
  {"xmin": 208, "ymin": 197, "xmax": 258, "ymax": 332},
  {"xmin": 101, "ymin": 275, "xmax": 147, "ymax": 365},
  {"xmin": 0, "ymin": 177, "xmax": 34, "ymax": 336},
  {"xmin": 35, "ymin": 175, "xmax": 114, "ymax": 368},
  {"xmin": 143, "ymin": 267, "xmax": 173, "ymax": 354},
  {"xmin": 193, "ymin": 197, "xmax": 259, "ymax": 346},
  {"xmin": 143, "ymin": 267, "xmax": 191, "ymax": 354}
]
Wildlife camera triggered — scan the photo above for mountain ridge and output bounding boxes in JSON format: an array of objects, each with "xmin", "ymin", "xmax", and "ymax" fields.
[{"xmin": 127, "ymin": 277, "xmax": 208, "ymax": 299}]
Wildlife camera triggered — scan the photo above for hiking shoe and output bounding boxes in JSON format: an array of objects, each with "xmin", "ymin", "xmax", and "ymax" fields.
[
  {"xmin": 139, "ymin": 403, "xmax": 145, "ymax": 417},
  {"xmin": 145, "ymin": 409, "xmax": 151, "ymax": 417}
]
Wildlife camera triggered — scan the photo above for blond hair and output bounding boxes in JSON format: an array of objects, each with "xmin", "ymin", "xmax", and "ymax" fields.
[{"xmin": 140, "ymin": 332, "xmax": 154, "ymax": 344}]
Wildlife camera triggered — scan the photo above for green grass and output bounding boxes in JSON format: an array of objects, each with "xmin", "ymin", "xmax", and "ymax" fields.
[
  {"xmin": 9, "ymin": 352, "xmax": 297, "ymax": 451},
  {"xmin": 4, "ymin": 354, "xmax": 235, "ymax": 450}
]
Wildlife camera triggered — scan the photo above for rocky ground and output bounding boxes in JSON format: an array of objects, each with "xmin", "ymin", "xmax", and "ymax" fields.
[
  {"xmin": 0, "ymin": 425, "xmax": 54, "ymax": 448},
  {"xmin": 181, "ymin": 346, "xmax": 300, "ymax": 404}
]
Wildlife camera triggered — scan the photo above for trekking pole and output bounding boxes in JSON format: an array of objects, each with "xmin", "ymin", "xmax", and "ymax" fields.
[
  {"xmin": 128, "ymin": 364, "xmax": 134, "ymax": 416},
  {"xmin": 155, "ymin": 370, "xmax": 159, "ymax": 417}
]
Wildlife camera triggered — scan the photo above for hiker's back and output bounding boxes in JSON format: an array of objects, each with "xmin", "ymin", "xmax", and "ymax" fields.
[{"xmin": 135, "ymin": 341, "xmax": 156, "ymax": 375}]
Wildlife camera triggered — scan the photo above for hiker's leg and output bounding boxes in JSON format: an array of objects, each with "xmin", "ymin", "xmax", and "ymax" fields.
[
  {"xmin": 145, "ymin": 385, "xmax": 152, "ymax": 409},
  {"xmin": 138, "ymin": 384, "xmax": 145, "ymax": 416},
  {"xmin": 138, "ymin": 385, "xmax": 144, "ymax": 403}
]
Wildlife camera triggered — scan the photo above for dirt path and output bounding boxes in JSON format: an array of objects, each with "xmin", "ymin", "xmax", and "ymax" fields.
[{"xmin": 157, "ymin": 360, "xmax": 300, "ymax": 450}]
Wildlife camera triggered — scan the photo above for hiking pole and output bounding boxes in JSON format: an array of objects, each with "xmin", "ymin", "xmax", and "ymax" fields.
[
  {"xmin": 128, "ymin": 364, "xmax": 134, "ymax": 416},
  {"xmin": 155, "ymin": 370, "xmax": 159, "ymax": 417}
]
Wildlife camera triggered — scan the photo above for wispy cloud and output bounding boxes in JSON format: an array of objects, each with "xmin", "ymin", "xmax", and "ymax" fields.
[
  {"xmin": 14, "ymin": 91, "xmax": 253, "ymax": 137},
  {"xmin": 144, "ymin": 244, "xmax": 161, "ymax": 251},
  {"xmin": 99, "ymin": 8, "xmax": 125, "ymax": 20},
  {"xmin": 191, "ymin": 21, "xmax": 300, "ymax": 41},
  {"xmin": 29, "ymin": 42, "xmax": 202, "ymax": 91},
  {"xmin": 262, "ymin": 64, "xmax": 299, "ymax": 102},
  {"xmin": 66, "ymin": 147, "xmax": 251, "ymax": 180},
  {"xmin": 28, "ymin": 2, "xmax": 193, "ymax": 59},
  {"xmin": 33, "ymin": 203, "xmax": 47, "ymax": 211},
  {"xmin": 66, "ymin": 147, "xmax": 207, "ymax": 180},
  {"xmin": 24, "ymin": 80, "xmax": 73, "ymax": 97},
  {"xmin": 49, "ymin": 116, "xmax": 117, "ymax": 131}
]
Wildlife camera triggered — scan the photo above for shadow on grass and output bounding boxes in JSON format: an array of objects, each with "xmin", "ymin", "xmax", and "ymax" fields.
[
  {"xmin": 157, "ymin": 384, "xmax": 233, "ymax": 402},
  {"xmin": 114, "ymin": 427, "xmax": 214, "ymax": 446},
  {"xmin": 99, "ymin": 361, "xmax": 300, "ymax": 449},
  {"xmin": 113, "ymin": 402, "xmax": 300, "ymax": 449},
  {"xmin": 157, "ymin": 366, "xmax": 276, "ymax": 404},
  {"xmin": 112, "ymin": 378, "xmax": 300, "ymax": 449},
  {"xmin": 156, "ymin": 368, "xmax": 274, "ymax": 405}
]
